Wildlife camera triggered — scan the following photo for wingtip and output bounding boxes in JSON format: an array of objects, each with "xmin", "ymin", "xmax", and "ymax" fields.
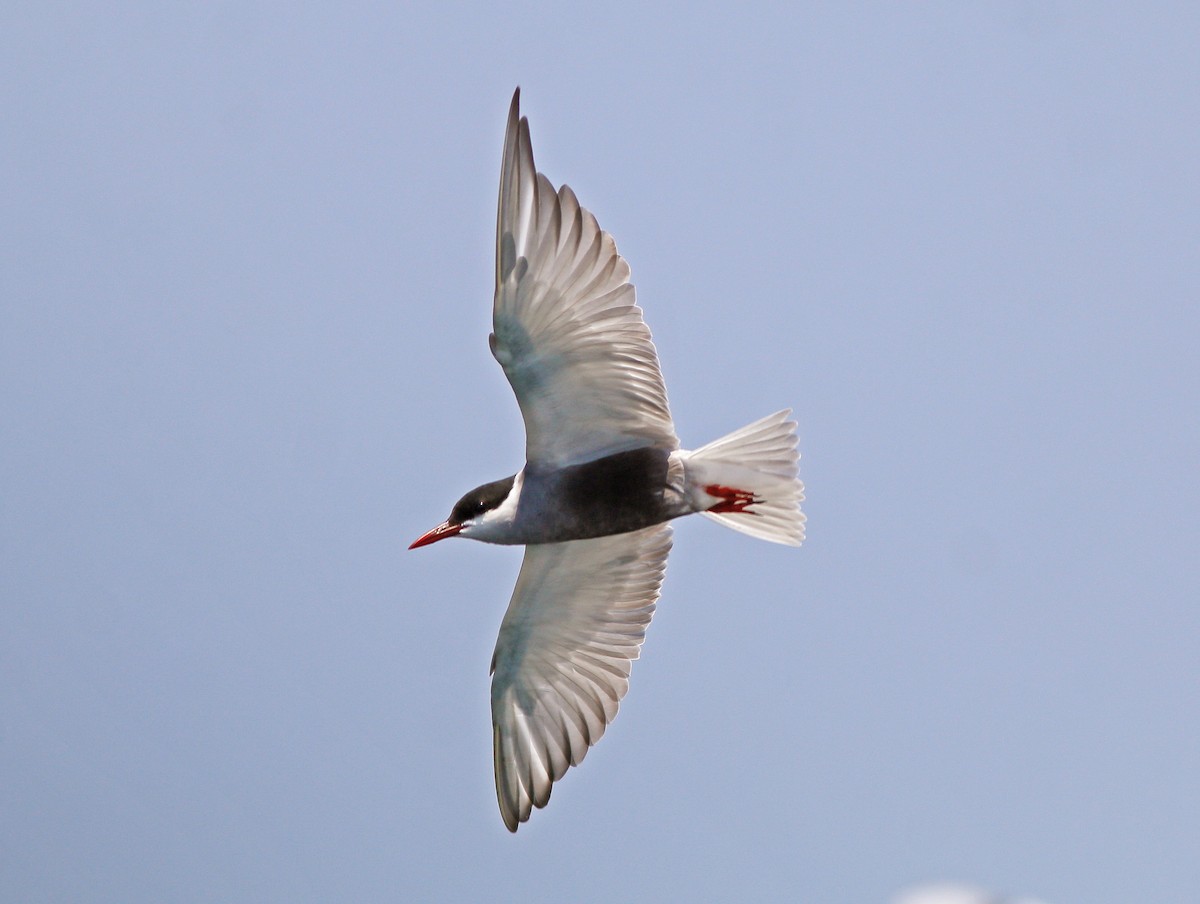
[
  {"xmin": 493, "ymin": 722, "xmax": 523, "ymax": 832},
  {"xmin": 504, "ymin": 88, "xmax": 522, "ymax": 137}
]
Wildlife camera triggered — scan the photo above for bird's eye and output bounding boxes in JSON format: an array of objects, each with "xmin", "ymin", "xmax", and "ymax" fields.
[{"xmin": 451, "ymin": 494, "xmax": 491, "ymax": 524}]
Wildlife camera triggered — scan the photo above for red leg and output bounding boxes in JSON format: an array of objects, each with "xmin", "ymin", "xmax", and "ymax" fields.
[{"xmin": 704, "ymin": 484, "xmax": 763, "ymax": 515}]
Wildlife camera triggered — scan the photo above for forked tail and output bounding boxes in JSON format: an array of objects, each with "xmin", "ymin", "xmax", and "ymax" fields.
[{"xmin": 680, "ymin": 410, "xmax": 805, "ymax": 546}]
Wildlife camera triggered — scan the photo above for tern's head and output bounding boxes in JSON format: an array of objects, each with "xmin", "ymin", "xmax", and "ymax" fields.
[{"xmin": 409, "ymin": 474, "xmax": 518, "ymax": 549}]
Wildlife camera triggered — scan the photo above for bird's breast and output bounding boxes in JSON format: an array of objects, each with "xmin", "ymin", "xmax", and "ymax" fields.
[{"xmin": 516, "ymin": 447, "xmax": 685, "ymax": 543}]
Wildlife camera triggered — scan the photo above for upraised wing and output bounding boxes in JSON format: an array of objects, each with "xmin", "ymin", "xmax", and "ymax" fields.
[
  {"xmin": 490, "ymin": 89, "xmax": 678, "ymax": 469},
  {"xmin": 489, "ymin": 523, "xmax": 673, "ymax": 831}
]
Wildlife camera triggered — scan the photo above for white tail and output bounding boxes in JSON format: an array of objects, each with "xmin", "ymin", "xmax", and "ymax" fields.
[{"xmin": 678, "ymin": 410, "xmax": 805, "ymax": 546}]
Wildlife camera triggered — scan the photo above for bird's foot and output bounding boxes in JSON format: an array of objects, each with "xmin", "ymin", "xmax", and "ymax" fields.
[{"xmin": 703, "ymin": 484, "xmax": 763, "ymax": 515}]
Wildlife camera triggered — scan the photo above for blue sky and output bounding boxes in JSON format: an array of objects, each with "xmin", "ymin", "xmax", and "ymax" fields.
[{"xmin": 3, "ymin": 4, "xmax": 1198, "ymax": 902}]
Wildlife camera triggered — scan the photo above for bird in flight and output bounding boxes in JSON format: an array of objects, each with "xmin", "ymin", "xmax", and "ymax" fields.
[{"xmin": 410, "ymin": 89, "xmax": 805, "ymax": 832}]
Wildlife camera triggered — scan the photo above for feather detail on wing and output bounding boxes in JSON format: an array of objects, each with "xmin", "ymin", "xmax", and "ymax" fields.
[
  {"xmin": 489, "ymin": 523, "xmax": 673, "ymax": 831},
  {"xmin": 491, "ymin": 89, "xmax": 678, "ymax": 468}
]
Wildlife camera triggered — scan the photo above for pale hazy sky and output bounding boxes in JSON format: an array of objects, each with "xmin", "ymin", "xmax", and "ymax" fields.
[{"xmin": 3, "ymin": 4, "xmax": 1198, "ymax": 903}]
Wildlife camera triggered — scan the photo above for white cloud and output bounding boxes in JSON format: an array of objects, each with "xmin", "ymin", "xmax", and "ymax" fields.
[{"xmin": 892, "ymin": 882, "xmax": 1049, "ymax": 904}]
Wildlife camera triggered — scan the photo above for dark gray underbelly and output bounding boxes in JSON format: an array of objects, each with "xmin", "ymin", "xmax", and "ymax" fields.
[{"xmin": 515, "ymin": 447, "xmax": 677, "ymax": 543}]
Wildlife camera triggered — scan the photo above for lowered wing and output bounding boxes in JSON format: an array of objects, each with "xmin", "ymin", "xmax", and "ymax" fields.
[{"xmin": 489, "ymin": 523, "xmax": 673, "ymax": 831}]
